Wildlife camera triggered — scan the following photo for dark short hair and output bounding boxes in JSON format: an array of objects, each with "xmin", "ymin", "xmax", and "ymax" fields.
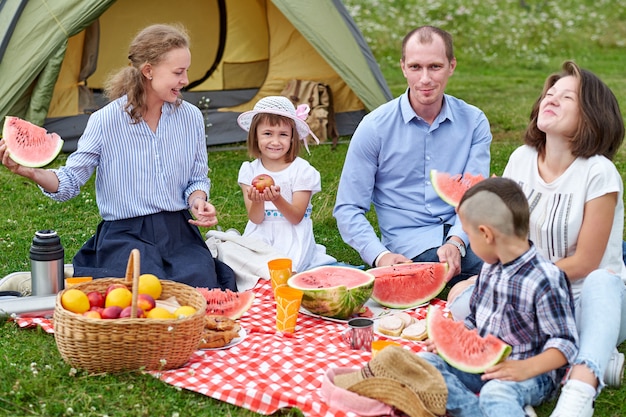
[
  {"xmin": 401, "ymin": 26, "xmax": 454, "ymax": 63},
  {"xmin": 246, "ymin": 113, "xmax": 300, "ymax": 162},
  {"xmin": 524, "ymin": 60, "xmax": 625, "ymax": 160},
  {"xmin": 459, "ymin": 177, "xmax": 529, "ymax": 238}
]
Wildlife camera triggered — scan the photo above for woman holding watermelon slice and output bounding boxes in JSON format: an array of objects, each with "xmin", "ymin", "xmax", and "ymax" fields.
[
  {"xmin": 0, "ymin": 24, "xmax": 237, "ymax": 291},
  {"xmin": 449, "ymin": 61, "xmax": 626, "ymax": 417}
]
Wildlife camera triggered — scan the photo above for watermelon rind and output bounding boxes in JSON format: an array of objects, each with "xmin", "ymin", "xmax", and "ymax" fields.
[
  {"xmin": 430, "ymin": 169, "xmax": 486, "ymax": 208},
  {"xmin": 288, "ymin": 266, "xmax": 375, "ymax": 320},
  {"xmin": 427, "ymin": 306, "xmax": 511, "ymax": 373},
  {"xmin": 368, "ymin": 262, "xmax": 447, "ymax": 309},
  {"xmin": 3, "ymin": 116, "xmax": 64, "ymax": 168}
]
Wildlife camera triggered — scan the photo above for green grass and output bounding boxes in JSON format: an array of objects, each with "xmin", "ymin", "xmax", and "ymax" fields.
[{"xmin": 2, "ymin": 0, "xmax": 626, "ymax": 415}]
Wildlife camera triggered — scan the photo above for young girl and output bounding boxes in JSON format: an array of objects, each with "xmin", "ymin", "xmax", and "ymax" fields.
[{"xmin": 237, "ymin": 96, "xmax": 336, "ymax": 273}]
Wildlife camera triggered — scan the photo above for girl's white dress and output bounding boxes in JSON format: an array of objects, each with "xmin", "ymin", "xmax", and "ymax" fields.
[{"xmin": 238, "ymin": 157, "xmax": 336, "ymax": 272}]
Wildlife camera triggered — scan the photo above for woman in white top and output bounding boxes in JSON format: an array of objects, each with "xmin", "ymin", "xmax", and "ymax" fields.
[{"xmin": 448, "ymin": 61, "xmax": 626, "ymax": 417}]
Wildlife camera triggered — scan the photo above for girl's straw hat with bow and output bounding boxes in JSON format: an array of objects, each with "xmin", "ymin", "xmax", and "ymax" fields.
[{"xmin": 237, "ymin": 96, "xmax": 320, "ymax": 153}]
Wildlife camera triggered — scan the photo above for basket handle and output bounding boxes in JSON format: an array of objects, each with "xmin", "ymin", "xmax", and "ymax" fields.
[{"xmin": 125, "ymin": 249, "xmax": 141, "ymax": 319}]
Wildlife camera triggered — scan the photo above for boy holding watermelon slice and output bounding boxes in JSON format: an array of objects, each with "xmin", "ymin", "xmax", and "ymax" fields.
[{"xmin": 420, "ymin": 177, "xmax": 579, "ymax": 417}]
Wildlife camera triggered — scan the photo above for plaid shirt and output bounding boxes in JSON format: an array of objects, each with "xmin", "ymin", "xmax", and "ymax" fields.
[{"xmin": 466, "ymin": 243, "xmax": 578, "ymax": 382}]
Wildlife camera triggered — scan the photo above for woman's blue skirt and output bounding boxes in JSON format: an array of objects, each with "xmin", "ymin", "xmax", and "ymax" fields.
[{"xmin": 72, "ymin": 210, "xmax": 237, "ymax": 290}]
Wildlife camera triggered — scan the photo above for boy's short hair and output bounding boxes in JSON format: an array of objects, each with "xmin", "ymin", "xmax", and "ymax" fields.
[{"xmin": 458, "ymin": 177, "xmax": 529, "ymax": 238}]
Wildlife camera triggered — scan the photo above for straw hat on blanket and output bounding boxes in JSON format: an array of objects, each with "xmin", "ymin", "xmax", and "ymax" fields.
[{"xmin": 333, "ymin": 346, "xmax": 448, "ymax": 417}]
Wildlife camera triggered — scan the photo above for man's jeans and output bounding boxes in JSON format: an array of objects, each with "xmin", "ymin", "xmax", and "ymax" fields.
[{"xmin": 412, "ymin": 224, "xmax": 483, "ymax": 287}]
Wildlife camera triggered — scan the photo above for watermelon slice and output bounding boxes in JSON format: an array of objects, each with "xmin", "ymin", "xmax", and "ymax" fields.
[
  {"xmin": 431, "ymin": 169, "xmax": 486, "ymax": 207},
  {"xmin": 368, "ymin": 262, "xmax": 447, "ymax": 308},
  {"xmin": 196, "ymin": 288, "xmax": 255, "ymax": 319},
  {"xmin": 288, "ymin": 266, "xmax": 375, "ymax": 320},
  {"xmin": 427, "ymin": 305, "xmax": 511, "ymax": 373},
  {"xmin": 2, "ymin": 116, "xmax": 63, "ymax": 168}
]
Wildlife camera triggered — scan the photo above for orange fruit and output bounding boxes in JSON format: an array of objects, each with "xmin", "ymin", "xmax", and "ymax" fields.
[
  {"xmin": 146, "ymin": 307, "xmax": 175, "ymax": 319},
  {"xmin": 173, "ymin": 305, "xmax": 197, "ymax": 318},
  {"xmin": 61, "ymin": 289, "xmax": 90, "ymax": 314},
  {"xmin": 105, "ymin": 287, "xmax": 132, "ymax": 308},
  {"xmin": 138, "ymin": 274, "xmax": 162, "ymax": 300}
]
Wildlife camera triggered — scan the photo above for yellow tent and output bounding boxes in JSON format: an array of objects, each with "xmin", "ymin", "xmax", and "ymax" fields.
[{"xmin": 1, "ymin": 0, "xmax": 392, "ymax": 148}]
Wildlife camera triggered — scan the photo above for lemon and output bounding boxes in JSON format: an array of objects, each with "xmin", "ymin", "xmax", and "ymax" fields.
[
  {"xmin": 138, "ymin": 274, "xmax": 162, "ymax": 300},
  {"xmin": 173, "ymin": 305, "xmax": 197, "ymax": 318},
  {"xmin": 146, "ymin": 307, "xmax": 175, "ymax": 319},
  {"xmin": 61, "ymin": 289, "xmax": 90, "ymax": 314},
  {"xmin": 105, "ymin": 287, "xmax": 132, "ymax": 308}
]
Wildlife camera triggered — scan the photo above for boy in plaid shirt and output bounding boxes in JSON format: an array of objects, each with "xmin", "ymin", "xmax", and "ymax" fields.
[{"xmin": 420, "ymin": 177, "xmax": 578, "ymax": 417}]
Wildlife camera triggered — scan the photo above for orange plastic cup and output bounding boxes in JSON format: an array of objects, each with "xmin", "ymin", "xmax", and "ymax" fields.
[
  {"xmin": 268, "ymin": 258, "xmax": 292, "ymax": 292},
  {"xmin": 64, "ymin": 277, "xmax": 93, "ymax": 288},
  {"xmin": 371, "ymin": 339, "xmax": 401, "ymax": 357},
  {"xmin": 275, "ymin": 286, "xmax": 303, "ymax": 333}
]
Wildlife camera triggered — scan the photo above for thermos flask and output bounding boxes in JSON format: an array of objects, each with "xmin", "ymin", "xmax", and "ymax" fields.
[{"xmin": 30, "ymin": 230, "xmax": 65, "ymax": 296}]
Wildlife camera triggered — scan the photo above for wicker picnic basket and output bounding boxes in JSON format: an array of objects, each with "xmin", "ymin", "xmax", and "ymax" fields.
[{"xmin": 54, "ymin": 249, "xmax": 207, "ymax": 373}]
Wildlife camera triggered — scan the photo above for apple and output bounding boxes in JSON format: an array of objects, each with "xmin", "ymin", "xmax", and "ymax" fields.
[
  {"xmin": 251, "ymin": 174, "xmax": 275, "ymax": 193},
  {"xmin": 120, "ymin": 306, "xmax": 145, "ymax": 319},
  {"xmin": 86, "ymin": 291, "xmax": 105, "ymax": 309},
  {"xmin": 83, "ymin": 310, "xmax": 102, "ymax": 319},
  {"xmin": 101, "ymin": 305, "xmax": 122, "ymax": 319},
  {"xmin": 137, "ymin": 293, "xmax": 156, "ymax": 312},
  {"xmin": 105, "ymin": 283, "xmax": 127, "ymax": 297}
]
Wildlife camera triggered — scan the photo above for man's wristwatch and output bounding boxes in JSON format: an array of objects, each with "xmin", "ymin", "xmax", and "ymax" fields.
[{"xmin": 446, "ymin": 238, "xmax": 466, "ymax": 257}]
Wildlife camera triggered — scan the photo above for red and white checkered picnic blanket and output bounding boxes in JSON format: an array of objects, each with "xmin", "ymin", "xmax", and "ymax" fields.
[
  {"xmin": 16, "ymin": 316, "xmax": 55, "ymax": 333},
  {"xmin": 16, "ymin": 280, "xmax": 447, "ymax": 417}
]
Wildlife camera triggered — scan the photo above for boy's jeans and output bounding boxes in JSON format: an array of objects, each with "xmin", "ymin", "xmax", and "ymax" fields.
[
  {"xmin": 419, "ymin": 352, "xmax": 555, "ymax": 417},
  {"xmin": 448, "ymin": 269, "xmax": 626, "ymax": 394}
]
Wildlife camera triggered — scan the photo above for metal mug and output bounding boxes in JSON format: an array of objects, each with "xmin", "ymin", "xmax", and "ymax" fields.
[{"xmin": 341, "ymin": 318, "xmax": 374, "ymax": 351}]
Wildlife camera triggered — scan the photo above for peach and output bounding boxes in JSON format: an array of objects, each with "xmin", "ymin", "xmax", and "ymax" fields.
[
  {"xmin": 101, "ymin": 305, "xmax": 122, "ymax": 319},
  {"xmin": 120, "ymin": 306, "xmax": 145, "ymax": 319},
  {"xmin": 89, "ymin": 306, "xmax": 104, "ymax": 315},
  {"xmin": 251, "ymin": 174, "xmax": 275, "ymax": 192},
  {"xmin": 136, "ymin": 293, "xmax": 156, "ymax": 312},
  {"xmin": 82, "ymin": 310, "xmax": 102, "ymax": 319},
  {"xmin": 105, "ymin": 283, "xmax": 127, "ymax": 297},
  {"xmin": 86, "ymin": 291, "xmax": 105, "ymax": 309}
]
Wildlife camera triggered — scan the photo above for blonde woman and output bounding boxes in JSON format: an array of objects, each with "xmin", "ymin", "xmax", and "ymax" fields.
[{"xmin": 0, "ymin": 24, "xmax": 236, "ymax": 290}]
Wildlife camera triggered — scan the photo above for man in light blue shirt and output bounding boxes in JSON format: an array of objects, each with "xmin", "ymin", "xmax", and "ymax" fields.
[{"xmin": 334, "ymin": 26, "xmax": 491, "ymax": 284}]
